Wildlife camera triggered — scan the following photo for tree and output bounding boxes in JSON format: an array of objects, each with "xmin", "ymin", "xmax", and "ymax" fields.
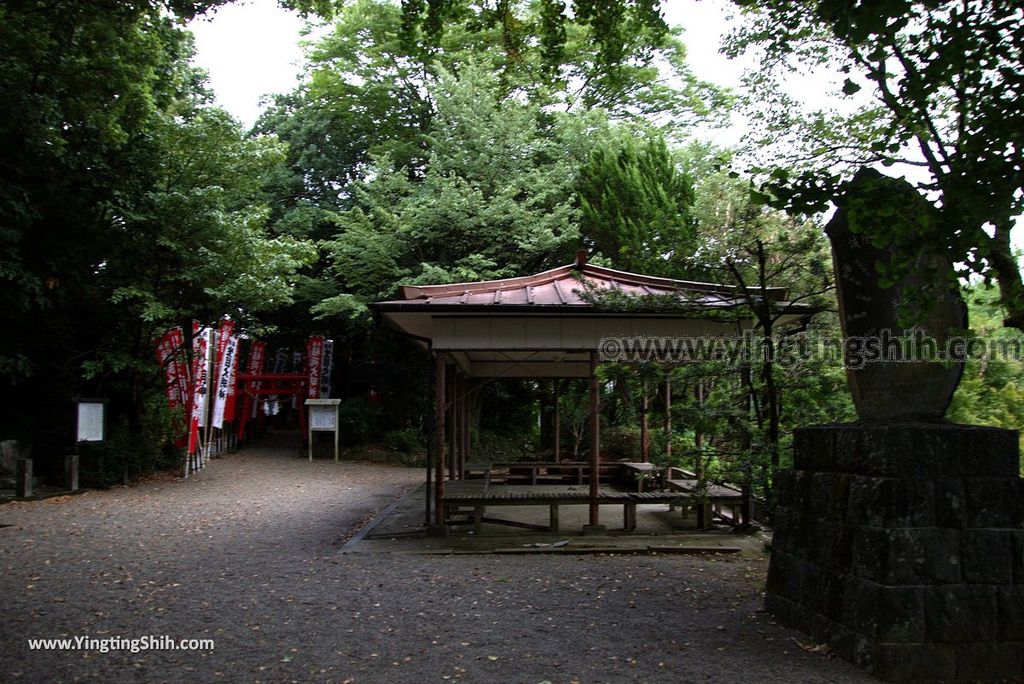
[
  {"xmin": 685, "ymin": 165, "xmax": 843, "ymax": 507},
  {"xmin": 948, "ymin": 283, "xmax": 1024, "ymax": 471},
  {"xmin": 315, "ymin": 63, "xmax": 591, "ymax": 326},
  {"xmin": 726, "ymin": 0, "xmax": 1024, "ymax": 329},
  {"xmin": 577, "ymin": 134, "xmax": 697, "ymax": 276},
  {"xmin": 0, "ymin": 0, "xmax": 315, "ymax": 478},
  {"xmin": 256, "ymin": 0, "xmax": 727, "ymax": 222}
]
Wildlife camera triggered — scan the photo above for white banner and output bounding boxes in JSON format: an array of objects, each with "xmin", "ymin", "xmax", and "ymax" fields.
[{"xmin": 211, "ymin": 334, "xmax": 239, "ymax": 429}]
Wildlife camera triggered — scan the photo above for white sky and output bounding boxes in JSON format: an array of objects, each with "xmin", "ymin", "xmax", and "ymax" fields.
[
  {"xmin": 188, "ymin": 0, "xmax": 750, "ymax": 129},
  {"xmin": 189, "ymin": 0, "xmax": 316, "ymax": 127}
]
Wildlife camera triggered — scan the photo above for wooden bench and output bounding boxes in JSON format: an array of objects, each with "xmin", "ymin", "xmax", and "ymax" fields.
[
  {"xmin": 664, "ymin": 467, "xmax": 745, "ymax": 530},
  {"xmin": 619, "ymin": 461, "xmax": 657, "ymax": 492},
  {"xmin": 467, "ymin": 461, "xmax": 619, "ymax": 486},
  {"xmin": 443, "ymin": 483, "xmax": 696, "ymax": 534}
]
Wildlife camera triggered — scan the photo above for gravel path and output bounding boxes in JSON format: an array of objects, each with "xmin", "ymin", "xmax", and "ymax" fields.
[{"xmin": 0, "ymin": 432, "xmax": 872, "ymax": 683}]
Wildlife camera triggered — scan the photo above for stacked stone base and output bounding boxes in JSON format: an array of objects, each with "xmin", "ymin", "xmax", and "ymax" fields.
[{"xmin": 766, "ymin": 423, "xmax": 1024, "ymax": 681}]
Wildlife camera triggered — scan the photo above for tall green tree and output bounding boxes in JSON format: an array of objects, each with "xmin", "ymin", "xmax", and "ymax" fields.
[
  {"xmin": 256, "ymin": 0, "xmax": 727, "ymax": 230},
  {"xmin": 0, "ymin": 0, "xmax": 315, "ymax": 476},
  {"xmin": 315, "ymin": 64, "xmax": 592, "ymax": 326},
  {"xmin": 577, "ymin": 134, "xmax": 697, "ymax": 276}
]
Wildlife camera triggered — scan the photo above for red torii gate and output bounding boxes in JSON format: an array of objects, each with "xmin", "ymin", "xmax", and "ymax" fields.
[{"xmin": 235, "ymin": 372, "xmax": 309, "ymax": 443}]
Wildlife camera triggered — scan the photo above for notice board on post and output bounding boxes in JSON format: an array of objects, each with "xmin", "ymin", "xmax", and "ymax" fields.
[
  {"xmin": 305, "ymin": 398, "xmax": 341, "ymax": 461},
  {"xmin": 75, "ymin": 398, "xmax": 107, "ymax": 444}
]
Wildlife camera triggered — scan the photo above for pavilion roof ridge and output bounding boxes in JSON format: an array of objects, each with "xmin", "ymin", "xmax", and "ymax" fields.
[
  {"xmin": 399, "ymin": 263, "xmax": 576, "ymax": 300},
  {"xmin": 396, "ymin": 260, "xmax": 788, "ymax": 303},
  {"xmin": 580, "ymin": 263, "xmax": 787, "ymax": 300}
]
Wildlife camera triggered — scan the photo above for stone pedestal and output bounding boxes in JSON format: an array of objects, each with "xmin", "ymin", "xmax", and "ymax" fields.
[{"xmin": 766, "ymin": 423, "xmax": 1024, "ymax": 681}]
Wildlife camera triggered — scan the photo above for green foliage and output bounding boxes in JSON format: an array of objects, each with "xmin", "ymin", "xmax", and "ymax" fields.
[
  {"xmin": 577, "ymin": 134, "xmax": 697, "ymax": 276},
  {"xmin": 336, "ymin": 398, "xmax": 385, "ymax": 444},
  {"xmin": 383, "ymin": 428, "xmax": 424, "ymax": 454},
  {"xmin": 948, "ymin": 284, "xmax": 1024, "ymax": 468},
  {"xmin": 475, "ymin": 429, "xmax": 537, "ymax": 463},
  {"xmin": 0, "ymin": 1, "xmax": 318, "ymax": 478},
  {"xmin": 257, "ymin": 0, "xmax": 727, "ymax": 237},
  {"xmin": 316, "ymin": 64, "xmax": 590, "ymax": 325},
  {"xmin": 727, "ymin": 0, "xmax": 1024, "ymax": 329},
  {"xmin": 602, "ymin": 424, "xmax": 641, "ymax": 459}
]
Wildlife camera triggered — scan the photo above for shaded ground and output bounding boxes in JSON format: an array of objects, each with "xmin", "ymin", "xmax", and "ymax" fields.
[{"xmin": 0, "ymin": 432, "xmax": 872, "ymax": 683}]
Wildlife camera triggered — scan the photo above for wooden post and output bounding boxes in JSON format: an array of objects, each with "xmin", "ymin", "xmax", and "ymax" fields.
[
  {"xmin": 664, "ymin": 377, "xmax": 672, "ymax": 462},
  {"xmin": 462, "ymin": 378, "xmax": 471, "ymax": 469},
  {"xmin": 553, "ymin": 380, "xmax": 561, "ymax": 462},
  {"xmin": 695, "ymin": 379, "xmax": 704, "ymax": 479},
  {"xmin": 461, "ymin": 379, "xmax": 470, "ymax": 476},
  {"xmin": 588, "ymin": 351, "xmax": 600, "ymax": 527},
  {"xmin": 448, "ymin": 368, "xmax": 457, "ymax": 481},
  {"xmin": 640, "ymin": 380, "xmax": 649, "ymax": 463},
  {"xmin": 434, "ymin": 352, "xmax": 446, "ymax": 528},
  {"xmin": 455, "ymin": 373, "xmax": 464, "ymax": 479}
]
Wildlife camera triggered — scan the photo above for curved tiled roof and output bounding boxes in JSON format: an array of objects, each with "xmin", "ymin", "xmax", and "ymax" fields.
[{"xmin": 376, "ymin": 253, "xmax": 788, "ymax": 311}]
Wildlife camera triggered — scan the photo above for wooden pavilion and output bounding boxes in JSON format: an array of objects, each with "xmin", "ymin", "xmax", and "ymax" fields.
[{"xmin": 370, "ymin": 251, "xmax": 810, "ymax": 533}]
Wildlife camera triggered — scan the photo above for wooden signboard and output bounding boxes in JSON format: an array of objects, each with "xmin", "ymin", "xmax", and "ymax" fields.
[{"xmin": 304, "ymin": 398, "xmax": 341, "ymax": 461}]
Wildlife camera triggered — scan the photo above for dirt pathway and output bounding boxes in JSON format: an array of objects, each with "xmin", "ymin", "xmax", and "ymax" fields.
[{"xmin": 0, "ymin": 433, "xmax": 871, "ymax": 683}]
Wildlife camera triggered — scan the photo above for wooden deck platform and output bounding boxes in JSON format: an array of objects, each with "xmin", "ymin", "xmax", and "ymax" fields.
[{"xmin": 442, "ymin": 481, "xmax": 737, "ymax": 533}]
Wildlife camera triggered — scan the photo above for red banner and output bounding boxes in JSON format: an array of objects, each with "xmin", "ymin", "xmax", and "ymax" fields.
[
  {"xmin": 155, "ymin": 327, "xmax": 186, "ymax": 409},
  {"xmin": 306, "ymin": 335, "xmax": 324, "ymax": 400},
  {"xmin": 245, "ymin": 341, "xmax": 266, "ymax": 419}
]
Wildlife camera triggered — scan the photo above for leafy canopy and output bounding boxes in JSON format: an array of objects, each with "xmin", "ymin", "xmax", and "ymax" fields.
[
  {"xmin": 577, "ymin": 134, "xmax": 697, "ymax": 277},
  {"xmin": 726, "ymin": 0, "xmax": 1024, "ymax": 328}
]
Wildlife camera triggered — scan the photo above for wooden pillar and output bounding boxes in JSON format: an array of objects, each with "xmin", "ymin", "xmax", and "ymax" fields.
[
  {"xmin": 588, "ymin": 351, "xmax": 600, "ymax": 526},
  {"xmin": 695, "ymin": 379, "xmax": 704, "ymax": 479},
  {"xmin": 640, "ymin": 380, "xmax": 649, "ymax": 463},
  {"xmin": 457, "ymin": 374, "xmax": 467, "ymax": 479},
  {"xmin": 462, "ymin": 378, "xmax": 471, "ymax": 468},
  {"xmin": 447, "ymin": 366, "xmax": 457, "ymax": 480},
  {"xmin": 434, "ymin": 352, "xmax": 446, "ymax": 527},
  {"xmin": 553, "ymin": 380, "xmax": 561, "ymax": 462},
  {"xmin": 664, "ymin": 377, "xmax": 672, "ymax": 462}
]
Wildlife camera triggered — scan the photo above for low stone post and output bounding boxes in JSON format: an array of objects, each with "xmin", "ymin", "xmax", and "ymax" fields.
[
  {"xmin": 65, "ymin": 454, "xmax": 79, "ymax": 491},
  {"xmin": 15, "ymin": 458, "xmax": 32, "ymax": 498}
]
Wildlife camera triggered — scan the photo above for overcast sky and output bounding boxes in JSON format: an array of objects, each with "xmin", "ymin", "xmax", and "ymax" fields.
[{"xmin": 187, "ymin": 0, "xmax": 750, "ymax": 129}]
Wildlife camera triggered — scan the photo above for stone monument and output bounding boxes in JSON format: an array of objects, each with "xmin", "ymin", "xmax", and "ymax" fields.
[{"xmin": 765, "ymin": 169, "xmax": 1023, "ymax": 681}]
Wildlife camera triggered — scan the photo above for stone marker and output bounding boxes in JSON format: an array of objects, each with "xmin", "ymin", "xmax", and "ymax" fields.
[
  {"xmin": 825, "ymin": 168, "xmax": 967, "ymax": 421},
  {"xmin": 766, "ymin": 170, "xmax": 1023, "ymax": 682},
  {"xmin": 15, "ymin": 458, "xmax": 32, "ymax": 498},
  {"xmin": 65, "ymin": 454, "xmax": 79, "ymax": 491}
]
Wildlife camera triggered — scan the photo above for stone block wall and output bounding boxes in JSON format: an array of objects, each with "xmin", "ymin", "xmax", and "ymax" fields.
[{"xmin": 766, "ymin": 423, "xmax": 1024, "ymax": 681}]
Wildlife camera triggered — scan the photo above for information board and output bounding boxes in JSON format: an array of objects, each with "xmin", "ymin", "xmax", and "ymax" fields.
[
  {"xmin": 77, "ymin": 401, "xmax": 105, "ymax": 442},
  {"xmin": 310, "ymin": 404, "xmax": 337, "ymax": 431},
  {"xmin": 305, "ymin": 398, "xmax": 341, "ymax": 461}
]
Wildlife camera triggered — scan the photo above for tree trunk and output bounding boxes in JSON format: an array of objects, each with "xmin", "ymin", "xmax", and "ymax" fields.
[{"xmin": 987, "ymin": 225, "xmax": 1024, "ymax": 331}]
